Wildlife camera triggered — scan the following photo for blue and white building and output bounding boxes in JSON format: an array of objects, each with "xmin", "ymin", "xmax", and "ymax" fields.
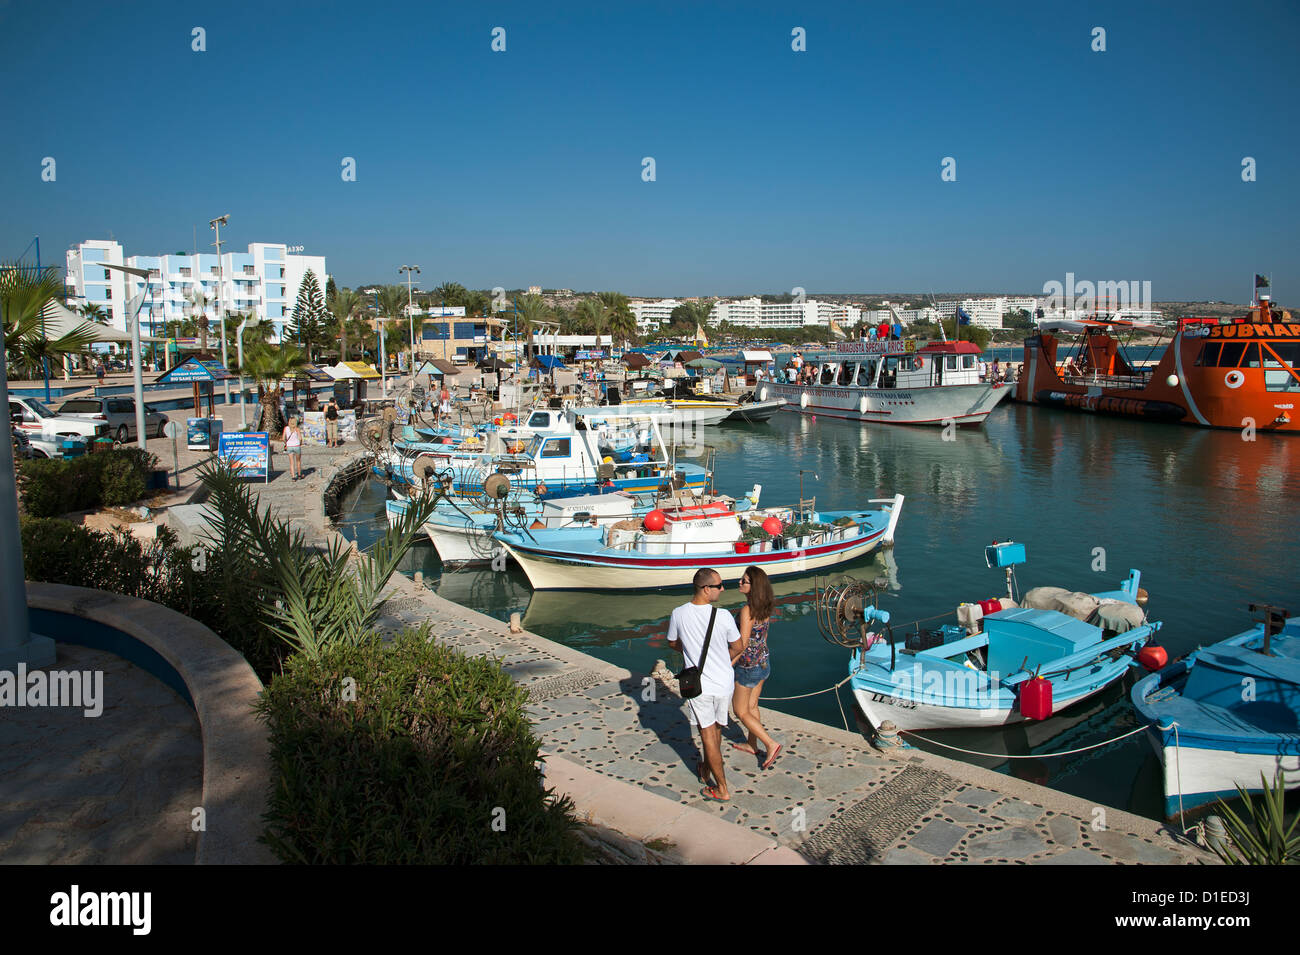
[{"xmin": 65, "ymin": 239, "xmax": 328, "ymax": 343}]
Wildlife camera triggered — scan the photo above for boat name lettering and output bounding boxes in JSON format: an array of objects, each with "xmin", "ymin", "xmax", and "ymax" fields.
[
  {"xmin": 1182, "ymin": 324, "xmax": 1212, "ymax": 338},
  {"xmin": 870, "ymin": 692, "xmax": 918, "ymax": 710},
  {"xmin": 836, "ymin": 340, "xmax": 914, "ymax": 355},
  {"xmin": 1209, "ymin": 323, "xmax": 1300, "ymax": 339}
]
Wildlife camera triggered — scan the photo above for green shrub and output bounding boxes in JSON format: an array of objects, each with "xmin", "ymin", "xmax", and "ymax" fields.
[
  {"xmin": 17, "ymin": 448, "xmax": 157, "ymax": 516},
  {"xmin": 20, "ymin": 517, "xmax": 192, "ymax": 605},
  {"xmin": 101, "ymin": 454, "xmax": 146, "ymax": 506},
  {"xmin": 257, "ymin": 630, "xmax": 586, "ymax": 864}
]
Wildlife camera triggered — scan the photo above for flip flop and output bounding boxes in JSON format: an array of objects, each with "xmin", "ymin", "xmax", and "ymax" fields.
[
  {"xmin": 696, "ymin": 762, "xmax": 712, "ymax": 785},
  {"xmin": 761, "ymin": 743, "xmax": 783, "ymax": 770},
  {"xmin": 701, "ymin": 785, "xmax": 730, "ymax": 802},
  {"xmin": 730, "ymin": 743, "xmax": 758, "ymax": 755}
]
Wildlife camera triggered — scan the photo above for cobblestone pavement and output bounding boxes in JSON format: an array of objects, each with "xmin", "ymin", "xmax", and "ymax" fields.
[
  {"xmin": 0, "ymin": 644, "xmax": 202, "ymax": 864},
  {"xmin": 370, "ymin": 572, "xmax": 1213, "ymax": 865}
]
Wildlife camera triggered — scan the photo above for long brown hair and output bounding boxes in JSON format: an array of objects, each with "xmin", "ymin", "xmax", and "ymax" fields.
[{"xmin": 743, "ymin": 565, "xmax": 774, "ymax": 623}]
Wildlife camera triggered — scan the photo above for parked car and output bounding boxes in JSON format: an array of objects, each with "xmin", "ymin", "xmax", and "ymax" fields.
[
  {"xmin": 55, "ymin": 396, "xmax": 168, "ymax": 443},
  {"xmin": 9, "ymin": 397, "xmax": 110, "ymax": 441},
  {"xmin": 11, "ymin": 428, "xmax": 81, "ymax": 459}
]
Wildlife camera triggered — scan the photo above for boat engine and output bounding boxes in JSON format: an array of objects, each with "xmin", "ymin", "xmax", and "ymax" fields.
[{"xmin": 814, "ymin": 576, "xmax": 894, "ymax": 661}]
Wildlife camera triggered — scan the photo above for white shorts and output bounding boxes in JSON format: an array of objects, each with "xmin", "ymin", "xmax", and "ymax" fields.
[
  {"xmin": 439, "ymin": 401, "xmax": 450, "ymax": 414},
  {"xmin": 684, "ymin": 693, "xmax": 730, "ymax": 729}
]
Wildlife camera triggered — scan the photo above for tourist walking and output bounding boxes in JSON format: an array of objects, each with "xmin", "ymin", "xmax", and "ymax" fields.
[
  {"xmin": 325, "ymin": 397, "xmax": 340, "ymax": 448},
  {"xmin": 438, "ymin": 383, "xmax": 451, "ymax": 422},
  {"xmin": 95, "ymin": 361, "xmax": 106, "ymax": 385},
  {"xmin": 282, "ymin": 415, "xmax": 304, "ymax": 481},
  {"xmin": 731, "ymin": 566, "xmax": 782, "ymax": 768},
  {"xmin": 667, "ymin": 568, "xmax": 743, "ymax": 802}
]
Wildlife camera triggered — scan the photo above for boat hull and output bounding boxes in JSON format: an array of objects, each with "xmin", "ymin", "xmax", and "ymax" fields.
[
  {"xmin": 853, "ymin": 678, "xmax": 1116, "ymax": 732},
  {"xmin": 763, "ymin": 380, "xmax": 1010, "ymax": 426},
  {"xmin": 501, "ymin": 528, "xmax": 888, "ymax": 591},
  {"xmin": 1143, "ymin": 728, "xmax": 1300, "ymax": 819}
]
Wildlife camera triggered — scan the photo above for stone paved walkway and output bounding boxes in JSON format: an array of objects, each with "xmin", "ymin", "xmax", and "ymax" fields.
[
  {"xmin": 0, "ymin": 644, "xmax": 202, "ymax": 864},
  {"xmin": 369, "ymin": 571, "xmax": 1213, "ymax": 865}
]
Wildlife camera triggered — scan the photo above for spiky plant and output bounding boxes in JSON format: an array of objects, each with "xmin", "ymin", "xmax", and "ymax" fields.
[
  {"xmin": 197, "ymin": 459, "xmax": 440, "ymax": 661},
  {"xmin": 1208, "ymin": 771, "xmax": 1300, "ymax": 865},
  {"xmin": 2, "ymin": 263, "xmax": 103, "ymax": 379},
  {"xmin": 242, "ymin": 342, "xmax": 307, "ymax": 433}
]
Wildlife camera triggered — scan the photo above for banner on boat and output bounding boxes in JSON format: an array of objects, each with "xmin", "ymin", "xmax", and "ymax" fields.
[
  {"xmin": 836, "ymin": 340, "xmax": 915, "ymax": 355},
  {"xmin": 217, "ymin": 432, "xmax": 270, "ymax": 482}
]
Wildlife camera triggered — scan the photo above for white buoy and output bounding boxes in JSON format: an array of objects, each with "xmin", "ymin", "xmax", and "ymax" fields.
[{"xmin": 1166, "ymin": 374, "xmax": 1179, "ymax": 387}]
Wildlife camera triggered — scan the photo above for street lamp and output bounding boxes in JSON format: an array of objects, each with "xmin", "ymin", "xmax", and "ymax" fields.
[
  {"xmin": 400, "ymin": 265, "xmax": 420, "ymax": 375},
  {"xmin": 209, "ymin": 215, "xmax": 232, "ymax": 406},
  {"xmin": 99, "ymin": 262, "xmax": 151, "ymax": 449},
  {"xmin": 362, "ymin": 287, "xmax": 386, "ymax": 396}
]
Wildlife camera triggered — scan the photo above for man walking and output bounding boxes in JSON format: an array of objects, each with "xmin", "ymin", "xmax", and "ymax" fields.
[
  {"xmin": 325, "ymin": 396, "xmax": 340, "ymax": 448},
  {"xmin": 667, "ymin": 568, "xmax": 743, "ymax": 802}
]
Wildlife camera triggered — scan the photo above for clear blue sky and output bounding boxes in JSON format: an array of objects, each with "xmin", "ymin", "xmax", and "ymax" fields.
[{"xmin": 2, "ymin": 0, "xmax": 1297, "ymax": 302}]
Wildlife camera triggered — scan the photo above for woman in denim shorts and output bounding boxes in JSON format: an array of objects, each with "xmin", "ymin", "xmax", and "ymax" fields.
[{"xmin": 731, "ymin": 566, "xmax": 781, "ymax": 769}]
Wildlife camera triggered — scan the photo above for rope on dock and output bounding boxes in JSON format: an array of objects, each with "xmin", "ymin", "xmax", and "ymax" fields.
[
  {"xmin": 763, "ymin": 674, "xmax": 858, "ymax": 732},
  {"xmin": 899, "ymin": 723, "xmax": 1148, "ymax": 759}
]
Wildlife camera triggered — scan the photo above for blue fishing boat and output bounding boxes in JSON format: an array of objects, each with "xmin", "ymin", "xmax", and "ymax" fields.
[
  {"xmin": 1131, "ymin": 604, "xmax": 1300, "ymax": 819},
  {"xmin": 847, "ymin": 542, "xmax": 1158, "ymax": 732}
]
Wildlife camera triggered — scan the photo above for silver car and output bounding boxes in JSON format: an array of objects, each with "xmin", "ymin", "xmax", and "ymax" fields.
[{"xmin": 56, "ymin": 396, "xmax": 169, "ymax": 443}]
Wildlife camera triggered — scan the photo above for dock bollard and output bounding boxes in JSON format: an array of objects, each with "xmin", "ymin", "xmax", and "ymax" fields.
[
  {"xmin": 1203, "ymin": 815, "xmax": 1228, "ymax": 854},
  {"xmin": 414, "ymin": 571, "xmax": 423, "ymax": 587},
  {"xmin": 876, "ymin": 721, "xmax": 905, "ymax": 748},
  {"xmin": 509, "ymin": 612, "xmax": 523, "ymax": 634}
]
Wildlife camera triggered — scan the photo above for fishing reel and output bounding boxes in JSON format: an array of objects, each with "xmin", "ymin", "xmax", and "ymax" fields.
[{"xmin": 814, "ymin": 575, "xmax": 894, "ymax": 655}]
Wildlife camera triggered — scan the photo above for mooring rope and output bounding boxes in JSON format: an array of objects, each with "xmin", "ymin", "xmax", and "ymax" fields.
[{"xmin": 900, "ymin": 723, "xmax": 1148, "ymax": 758}]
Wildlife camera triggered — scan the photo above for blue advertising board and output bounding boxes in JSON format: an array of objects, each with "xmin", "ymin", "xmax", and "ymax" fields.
[{"xmin": 217, "ymin": 432, "xmax": 270, "ymax": 481}]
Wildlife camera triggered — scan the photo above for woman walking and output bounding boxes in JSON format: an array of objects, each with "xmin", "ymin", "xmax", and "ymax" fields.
[
  {"xmin": 282, "ymin": 415, "xmax": 304, "ymax": 481},
  {"xmin": 731, "ymin": 566, "xmax": 782, "ymax": 769}
]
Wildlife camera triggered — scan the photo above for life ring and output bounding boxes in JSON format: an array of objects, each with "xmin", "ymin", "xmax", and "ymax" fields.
[
  {"xmin": 758, "ymin": 386, "xmax": 768, "ymax": 402},
  {"xmin": 859, "ymin": 395, "xmax": 869, "ymax": 415},
  {"xmin": 916, "ymin": 355, "xmax": 925, "ymax": 368},
  {"xmin": 800, "ymin": 392, "xmax": 809, "ymax": 410},
  {"xmin": 1224, "ymin": 370, "xmax": 1244, "ymax": 389},
  {"xmin": 536, "ymin": 483, "xmax": 548, "ymax": 496}
]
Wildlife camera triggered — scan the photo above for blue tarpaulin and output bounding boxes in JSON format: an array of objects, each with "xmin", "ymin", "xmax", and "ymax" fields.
[{"xmin": 534, "ymin": 355, "xmax": 567, "ymax": 370}]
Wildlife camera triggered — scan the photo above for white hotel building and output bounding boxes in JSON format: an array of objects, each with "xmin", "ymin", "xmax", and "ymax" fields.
[
  {"xmin": 632, "ymin": 296, "xmax": 861, "ymax": 333},
  {"xmin": 65, "ymin": 239, "xmax": 328, "ymax": 343}
]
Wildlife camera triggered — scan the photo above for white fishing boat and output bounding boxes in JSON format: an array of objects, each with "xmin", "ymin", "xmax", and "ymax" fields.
[{"xmin": 763, "ymin": 339, "xmax": 1011, "ymax": 427}]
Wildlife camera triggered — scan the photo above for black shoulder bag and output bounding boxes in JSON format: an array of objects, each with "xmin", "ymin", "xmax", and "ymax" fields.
[{"xmin": 676, "ymin": 607, "xmax": 718, "ymax": 700}]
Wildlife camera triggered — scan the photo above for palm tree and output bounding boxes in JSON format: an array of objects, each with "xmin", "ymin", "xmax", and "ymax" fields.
[
  {"xmin": 242, "ymin": 342, "xmax": 307, "ymax": 433},
  {"xmin": 598, "ymin": 292, "xmax": 635, "ymax": 350},
  {"xmin": 463, "ymin": 289, "xmax": 489, "ymax": 318},
  {"xmin": 377, "ymin": 286, "xmax": 409, "ymax": 368},
  {"xmin": 328, "ymin": 288, "xmax": 361, "ymax": 362},
  {"xmin": 516, "ymin": 294, "xmax": 551, "ymax": 343},
  {"xmin": 187, "ymin": 286, "xmax": 213, "ymax": 354},
  {"xmin": 79, "ymin": 302, "xmax": 107, "ymax": 324},
  {"xmin": 575, "ymin": 297, "xmax": 607, "ymax": 347},
  {"xmin": 432, "ymin": 282, "xmax": 468, "ymax": 307},
  {"xmin": 2, "ymin": 263, "xmax": 102, "ymax": 380}
]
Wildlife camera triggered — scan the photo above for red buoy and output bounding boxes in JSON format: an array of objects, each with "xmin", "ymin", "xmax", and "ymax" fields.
[
  {"xmin": 643, "ymin": 509, "xmax": 666, "ymax": 531},
  {"xmin": 762, "ymin": 516, "xmax": 783, "ymax": 536},
  {"xmin": 1020, "ymin": 676, "xmax": 1052, "ymax": 720},
  {"xmin": 1137, "ymin": 646, "xmax": 1168, "ymax": 671}
]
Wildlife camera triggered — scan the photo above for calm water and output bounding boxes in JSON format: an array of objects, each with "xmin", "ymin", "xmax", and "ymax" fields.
[{"xmin": 338, "ymin": 403, "xmax": 1299, "ymax": 819}]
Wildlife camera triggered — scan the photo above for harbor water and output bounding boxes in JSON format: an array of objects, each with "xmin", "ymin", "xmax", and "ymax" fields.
[{"xmin": 337, "ymin": 403, "xmax": 1299, "ymax": 820}]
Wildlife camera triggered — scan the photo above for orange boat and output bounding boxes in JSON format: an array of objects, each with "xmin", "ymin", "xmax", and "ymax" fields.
[{"xmin": 1016, "ymin": 303, "xmax": 1300, "ymax": 433}]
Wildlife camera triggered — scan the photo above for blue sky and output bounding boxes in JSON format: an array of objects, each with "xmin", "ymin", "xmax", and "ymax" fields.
[{"xmin": 2, "ymin": 0, "xmax": 1297, "ymax": 302}]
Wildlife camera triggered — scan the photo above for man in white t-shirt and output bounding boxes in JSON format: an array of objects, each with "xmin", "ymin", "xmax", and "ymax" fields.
[{"xmin": 667, "ymin": 567, "xmax": 743, "ymax": 801}]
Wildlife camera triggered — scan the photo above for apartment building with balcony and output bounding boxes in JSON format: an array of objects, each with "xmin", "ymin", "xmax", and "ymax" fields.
[{"xmin": 65, "ymin": 239, "xmax": 327, "ymax": 343}]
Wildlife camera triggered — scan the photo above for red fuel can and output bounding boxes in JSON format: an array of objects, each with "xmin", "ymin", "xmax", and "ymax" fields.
[
  {"xmin": 979, "ymin": 598, "xmax": 1002, "ymax": 616},
  {"xmin": 1021, "ymin": 676, "xmax": 1052, "ymax": 720}
]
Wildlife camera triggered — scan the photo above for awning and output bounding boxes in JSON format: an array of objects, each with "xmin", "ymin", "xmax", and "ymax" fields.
[
  {"xmin": 623, "ymin": 353, "xmax": 651, "ymax": 369},
  {"xmin": 534, "ymin": 355, "xmax": 566, "ymax": 370},
  {"xmin": 41, "ymin": 300, "xmax": 165, "ymax": 343},
  {"xmin": 685, "ymin": 357, "xmax": 724, "ymax": 369},
  {"xmin": 740, "ymin": 350, "xmax": 774, "ymax": 363},
  {"xmin": 477, "ymin": 356, "xmax": 508, "ymax": 371},
  {"xmin": 418, "ymin": 358, "xmax": 461, "ymax": 377},
  {"xmin": 325, "ymin": 361, "xmax": 381, "ymax": 380}
]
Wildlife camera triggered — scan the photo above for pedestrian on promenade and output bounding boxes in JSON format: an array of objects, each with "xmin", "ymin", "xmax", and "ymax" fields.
[
  {"xmin": 95, "ymin": 361, "xmax": 106, "ymax": 385},
  {"xmin": 325, "ymin": 397, "xmax": 340, "ymax": 448},
  {"xmin": 438, "ymin": 383, "xmax": 451, "ymax": 422},
  {"xmin": 667, "ymin": 567, "xmax": 743, "ymax": 802},
  {"xmin": 731, "ymin": 566, "xmax": 781, "ymax": 768},
  {"xmin": 282, "ymin": 415, "xmax": 304, "ymax": 481}
]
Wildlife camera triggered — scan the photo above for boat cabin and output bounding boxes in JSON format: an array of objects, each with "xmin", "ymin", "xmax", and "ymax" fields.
[{"xmin": 809, "ymin": 340, "xmax": 983, "ymax": 390}]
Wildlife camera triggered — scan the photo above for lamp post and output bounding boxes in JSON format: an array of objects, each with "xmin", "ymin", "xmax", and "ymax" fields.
[
  {"xmin": 0, "ymin": 291, "xmax": 55, "ymax": 669},
  {"xmin": 400, "ymin": 265, "xmax": 420, "ymax": 374},
  {"xmin": 237, "ymin": 312, "xmax": 253, "ymax": 429},
  {"xmin": 363, "ymin": 287, "xmax": 386, "ymax": 396},
  {"xmin": 100, "ymin": 262, "xmax": 151, "ymax": 449},
  {"xmin": 209, "ymin": 215, "xmax": 232, "ymax": 406}
]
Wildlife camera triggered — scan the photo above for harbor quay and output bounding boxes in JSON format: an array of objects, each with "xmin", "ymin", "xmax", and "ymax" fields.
[{"xmin": 5, "ymin": 385, "xmax": 1214, "ymax": 864}]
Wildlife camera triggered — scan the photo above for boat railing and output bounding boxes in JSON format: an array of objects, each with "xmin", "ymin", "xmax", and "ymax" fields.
[{"xmin": 1058, "ymin": 371, "xmax": 1152, "ymax": 390}]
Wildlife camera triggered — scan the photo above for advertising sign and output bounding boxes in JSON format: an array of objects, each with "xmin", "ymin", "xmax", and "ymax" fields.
[{"xmin": 217, "ymin": 432, "xmax": 270, "ymax": 481}]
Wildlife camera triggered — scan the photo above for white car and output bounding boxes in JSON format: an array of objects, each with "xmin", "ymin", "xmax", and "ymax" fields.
[{"xmin": 9, "ymin": 396, "xmax": 111, "ymax": 442}]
